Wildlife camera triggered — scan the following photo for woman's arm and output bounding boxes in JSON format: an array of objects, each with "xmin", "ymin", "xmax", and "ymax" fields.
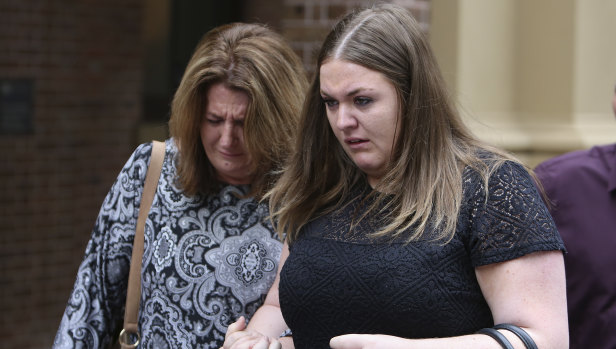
[
  {"xmin": 330, "ymin": 250, "xmax": 568, "ymax": 349},
  {"xmin": 224, "ymin": 242, "xmax": 294, "ymax": 349},
  {"xmin": 476, "ymin": 250, "xmax": 568, "ymax": 348},
  {"xmin": 54, "ymin": 143, "xmax": 156, "ymax": 348}
]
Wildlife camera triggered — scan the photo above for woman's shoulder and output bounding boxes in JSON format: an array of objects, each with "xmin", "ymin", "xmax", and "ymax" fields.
[
  {"xmin": 461, "ymin": 152, "xmax": 538, "ymax": 209},
  {"xmin": 113, "ymin": 139, "xmax": 175, "ymax": 191},
  {"xmin": 464, "ymin": 150, "xmax": 529, "ymax": 184},
  {"xmin": 490, "ymin": 159, "xmax": 531, "ymax": 183},
  {"xmin": 128, "ymin": 138, "xmax": 175, "ymax": 165}
]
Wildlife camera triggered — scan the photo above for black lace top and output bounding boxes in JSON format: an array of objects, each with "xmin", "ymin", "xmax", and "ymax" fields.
[{"xmin": 279, "ymin": 161, "xmax": 565, "ymax": 349}]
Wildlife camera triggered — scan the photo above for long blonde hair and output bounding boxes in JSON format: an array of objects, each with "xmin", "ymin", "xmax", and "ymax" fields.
[
  {"xmin": 168, "ymin": 23, "xmax": 307, "ymax": 198},
  {"xmin": 268, "ymin": 4, "xmax": 519, "ymax": 243}
]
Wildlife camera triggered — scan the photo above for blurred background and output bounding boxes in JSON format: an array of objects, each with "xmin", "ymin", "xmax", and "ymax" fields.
[{"xmin": 0, "ymin": 0, "xmax": 614, "ymax": 347}]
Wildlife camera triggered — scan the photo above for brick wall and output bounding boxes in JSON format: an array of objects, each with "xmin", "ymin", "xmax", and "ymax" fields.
[
  {"xmin": 280, "ymin": 0, "xmax": 431, "ymax": 75},
  {"xmin": 0, "ymin": 1, "xmax": 429, "ymax": 348},
  {"xmin": 0, "ymin": 1, "xmax": 143, "ymax": 348}
]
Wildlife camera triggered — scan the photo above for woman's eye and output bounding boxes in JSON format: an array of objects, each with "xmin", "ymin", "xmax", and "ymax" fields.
[
  {"xmin": 322, "ymin": 98, "xmax": 338, "ymax": 108},
  {"xmin": 354, "ymin": 97, "xmax": 372, "ymax": 106},
  {"xmin": 206, "ymin": 118, "xmax": 222, "ymax": 124}
]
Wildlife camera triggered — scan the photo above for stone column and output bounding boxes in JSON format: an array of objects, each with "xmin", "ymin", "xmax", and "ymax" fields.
[{"xmin": 430, "ymin": 0, "xmax": 616, "ymax": 166}]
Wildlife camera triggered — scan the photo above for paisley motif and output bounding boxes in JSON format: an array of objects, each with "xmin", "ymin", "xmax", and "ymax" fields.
[
  {"xmin": 176, "ymin": 231, "xmax": 215, "ymax": 282},
  {"xmin": 153, "ymin": 226, "xmax": 176, "ymax": 273},
  {"xmin": 205, "ymin": 223, "xmax": 281, "ymax": 304},
  {"xmin": 53, "ymin": 140, "xmax": 283, "ymax": 348},
  {"xmin": 141, "ymin": 290, "xmax": 192, "ymax": 348}
]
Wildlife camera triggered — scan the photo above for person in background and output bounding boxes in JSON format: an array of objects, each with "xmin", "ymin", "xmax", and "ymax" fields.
[
  {"xmin": 53, "ymin": 22, "xmax": 307, "ymax": 348},
  {"xmin": 534, "ymin": 86, "xmax": 616, "ymax": 349},
  {"xmin": 223, "ymin": 4, "xmax": 568, "ymax": 349}
]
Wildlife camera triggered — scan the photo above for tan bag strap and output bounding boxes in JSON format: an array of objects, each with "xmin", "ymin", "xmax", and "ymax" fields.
[{"xmin": 119, "ymin": 140, "xmax": 165, "ymax": 348}]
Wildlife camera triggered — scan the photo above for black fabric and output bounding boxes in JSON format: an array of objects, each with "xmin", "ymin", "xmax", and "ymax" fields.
[{"xmin": 279, "ymin": 161, "xmax": 565, "ymax": 349}]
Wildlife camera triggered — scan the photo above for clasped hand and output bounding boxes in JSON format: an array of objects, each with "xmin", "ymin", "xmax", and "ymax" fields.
[{"xmin": 221, "ymin": 316, "xmax": 281, "ymax": 349}]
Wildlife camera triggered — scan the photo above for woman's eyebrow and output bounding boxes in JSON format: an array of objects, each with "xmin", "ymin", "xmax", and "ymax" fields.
[{"xmin": 320, "ymin": 87, "xmax": 369, "ymax": 97}]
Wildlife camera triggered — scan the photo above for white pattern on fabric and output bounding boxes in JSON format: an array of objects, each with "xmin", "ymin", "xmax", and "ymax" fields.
[
  {"xmin": 53, "ymin": 139, "xmax": 282, "ymax": 348},
  {"xmin": 205, "ymin": 223, "xmax": 281, "ymax": 304}
]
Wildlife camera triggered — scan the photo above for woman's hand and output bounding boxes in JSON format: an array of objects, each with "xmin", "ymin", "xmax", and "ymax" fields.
[{"xmin": 222, "ymin": 316, "xmax": 281, "ymax": 349}]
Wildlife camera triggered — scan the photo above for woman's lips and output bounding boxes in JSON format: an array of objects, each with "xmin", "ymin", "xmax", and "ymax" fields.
[
  {"xmin": 345, "ymin": 137, "xmax": 368, "ymax": 148},
  {"xmin": 219, "ymin": 150, "xmax": 243, "ymax": 157}
]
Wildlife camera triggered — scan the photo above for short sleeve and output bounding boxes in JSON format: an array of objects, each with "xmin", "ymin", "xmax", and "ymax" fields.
[{"xmin": 467, "ymin": 161, "xmax": 565, "ymax": 267}]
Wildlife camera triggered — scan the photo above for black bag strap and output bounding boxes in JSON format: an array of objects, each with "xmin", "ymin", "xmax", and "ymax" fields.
[
  {"xmin": 494, "ymin": 324, "xmax": 538, "ymax": 349},
  {"xmin": 476, "ymin": 327, "xmax": 514, "ymax": 349}
]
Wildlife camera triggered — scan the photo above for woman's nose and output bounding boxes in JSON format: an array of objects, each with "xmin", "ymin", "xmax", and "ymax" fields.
[
  {"xmin": 220, "ymin": 123, "xmax": 236, "ymax": 147},
  {"xmin": 336, "ymin": 105, "xmax": 357, "ymax": 130}
]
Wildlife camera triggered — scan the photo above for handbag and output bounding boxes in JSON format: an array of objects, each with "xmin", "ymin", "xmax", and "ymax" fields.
[{"xmin": 116, "ymin": 140, "xmax": 165, "ymax": 349}]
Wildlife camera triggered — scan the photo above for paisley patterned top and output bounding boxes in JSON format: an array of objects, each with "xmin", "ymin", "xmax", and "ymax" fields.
[
  {"xmin": 53, "ymin": 139, "xmax": 282, "ymax": 349},
  {"xmin": 279, "ymin": 161, "xmax": 565, "ymax": 349}
]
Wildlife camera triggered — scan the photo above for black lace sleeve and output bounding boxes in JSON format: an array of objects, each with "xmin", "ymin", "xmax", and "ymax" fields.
[{"xmin": 467, "ymin": 161, "xmax": 565, "ymax": 267}]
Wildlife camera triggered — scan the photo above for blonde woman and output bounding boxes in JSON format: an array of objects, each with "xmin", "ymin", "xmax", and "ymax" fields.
[{"xmin": 224, "ymin": 4, "xmax": 568, "ymax": 349}]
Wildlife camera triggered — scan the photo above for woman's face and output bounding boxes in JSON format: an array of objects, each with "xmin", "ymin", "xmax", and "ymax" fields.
[
  {"xmin": 320, "ymin": 59, "xmax": 400, "ymax": 187},
  {"xmin": 200, "ymin": 83, "xmax": 254, "ymax": 185}
]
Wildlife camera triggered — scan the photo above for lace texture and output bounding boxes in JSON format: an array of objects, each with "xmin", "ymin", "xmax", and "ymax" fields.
[{"xmin": 279, "ymin": 161, "xmax": 564, "ymax": 349}]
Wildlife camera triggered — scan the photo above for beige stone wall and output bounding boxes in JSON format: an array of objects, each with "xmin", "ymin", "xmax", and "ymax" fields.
[{"xmin": 430, "ymin": 0, "xmax": 616, "ymax": 167}]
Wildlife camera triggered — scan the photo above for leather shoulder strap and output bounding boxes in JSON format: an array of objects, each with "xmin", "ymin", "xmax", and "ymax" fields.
[{"xmin": 120, "ymin": 140, "xmax": 165, "ymax": 348}]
